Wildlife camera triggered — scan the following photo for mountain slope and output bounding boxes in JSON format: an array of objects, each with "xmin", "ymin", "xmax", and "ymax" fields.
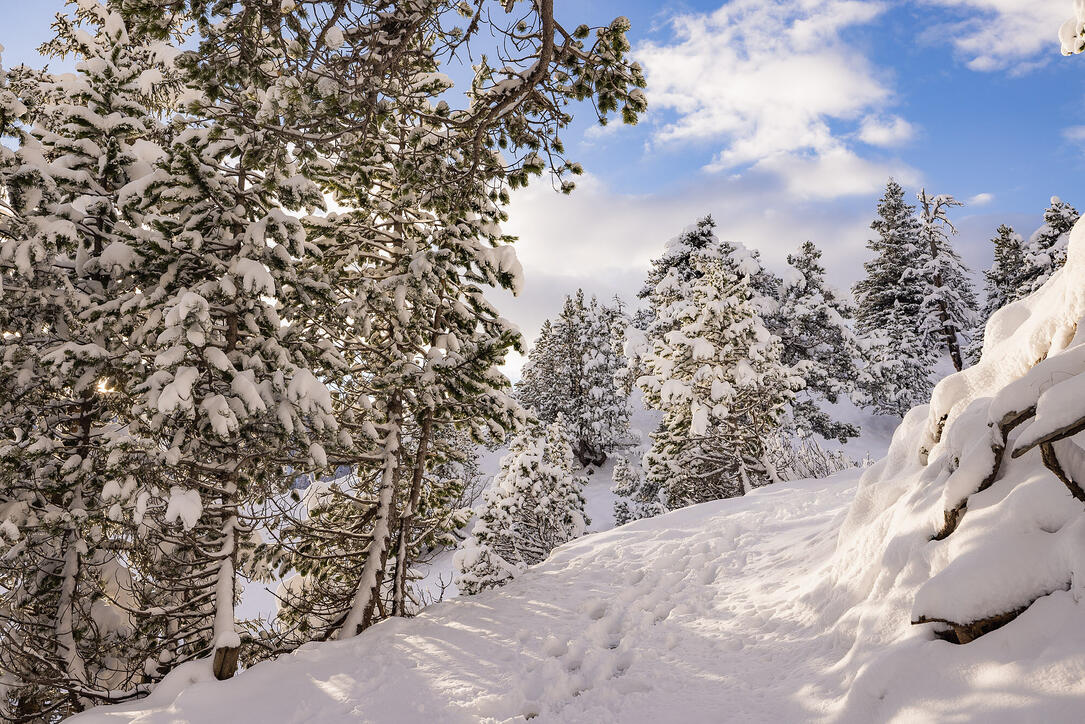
[{"xmin": 76, "ymin": 469, "xmax": 1085, "ymax": 723}]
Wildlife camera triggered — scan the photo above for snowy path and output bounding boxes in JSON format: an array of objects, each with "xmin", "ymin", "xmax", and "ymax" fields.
[
  {"xmin": 76, "ymin": 463, "xmax": 1085, "ymax": 723},
  {"xmin": 79, "ymin": 474, "xmax": 863, "ymax": 723}
]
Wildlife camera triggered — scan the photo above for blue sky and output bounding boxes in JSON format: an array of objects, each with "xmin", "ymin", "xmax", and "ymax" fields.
[{"xmin": 3, "ymin": 0, "xmax": 1083, "ymax": 371}]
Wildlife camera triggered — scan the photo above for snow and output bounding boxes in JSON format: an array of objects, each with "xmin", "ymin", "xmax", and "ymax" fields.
[
  {"xmin": 1014, "ymin": 371, "xmax": 1085, "ymax": 452},
  {"xmin": 230, "ymin": 370, "xmax": 266, "ymax": 412},
  {"xmin": 164, "ymin": 487, "xmax": 202, "ymax": 530},
  {"xmin": 98, "ymin": 241, "xmax": 141, "ymax": 272},
  {"xmin": 72, "ymin": 470, "xmax": 1085, "ymax": 724},
  {"xmin": 286, "ymin": 369, "xmax": 335, "ymax": 416},
  {"xmin": 200, "ymin": 394, "xmax": 239, "ymax": 437},
  {"xmin": 323, "ymin": 26, "xmax": 345, "ymax": 50},
  {"xmin": 156, "ymin": 366, "xmax": 199, "ymax": 415},
  {"xmin": 233, "ymin": 258, "xmax": 275, "ymax": 297},
  {"xmin": 1061, "ymin": 0, "xmax": 1085, "ymax": 55}
]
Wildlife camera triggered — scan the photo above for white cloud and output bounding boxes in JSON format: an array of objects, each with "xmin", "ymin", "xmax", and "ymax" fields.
[
  {"xmin": 752, "ymin": 146, "xmax": 920, "ymax": 200},
  {"xmin": 858, "ymin": 115, "xmax": 917, "ymax": 147},
  {"xmin": 636, "ymin": 1, "xmax": 890, "ymax": 162},
  {"xmin": 967, "ymin": 192, "xmax": 995, "ymax": 206},
  {"xmin": 920, "ymin": 0, "xmax": 1069, "ymax": 70},
  {"xmin": 633, "ymin": 0, "xmax": 911, "ymax": 199},
  {"xmin": 1064, "ymin": 125, "xmax": 1085, "ymax": 142}
]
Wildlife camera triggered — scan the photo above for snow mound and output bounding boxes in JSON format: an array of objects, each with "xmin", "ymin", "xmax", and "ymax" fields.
[
  {"xmin": 74, "ymin": 223, "xmax": 1085, "ymax": 722},
  {"xmin": 904, "ymin": 217, "xmax": 1085, "ymax": 631}
]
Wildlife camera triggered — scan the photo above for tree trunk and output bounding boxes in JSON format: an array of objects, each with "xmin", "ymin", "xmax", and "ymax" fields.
[
  {"xmin": 340, "ymin": 397, "xmax": 402, "ymax": 637},
  {"xmin": 212, "ymin": 497, "xmax": 240, "ymax": 681},
  {"xmin": 391, "ymin": 414, "xmax": 434, "ymax": 616}
]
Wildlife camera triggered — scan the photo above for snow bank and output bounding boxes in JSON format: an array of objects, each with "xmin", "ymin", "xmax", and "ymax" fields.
[{"xmin": 74, "ymin": 225, "xmax": 1085, "ymax": 722}]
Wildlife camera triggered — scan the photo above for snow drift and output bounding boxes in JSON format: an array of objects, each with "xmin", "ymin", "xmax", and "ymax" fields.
[{"xmin": 76, "ymin": 222, "xmax": 1085, "ymax": 721}]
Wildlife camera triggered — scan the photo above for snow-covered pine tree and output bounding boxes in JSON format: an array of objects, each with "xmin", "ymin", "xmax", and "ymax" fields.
[
  {"xmin": 915, "ymin": 189, "xmax": 978, "ymax": 371},
  {"xmin": 771, "ymin": 241, "xmax": 864, "ymax": 442},
  {"xmin": 0, "ymin": 7, "xmax": 183, "ymax": 717},
  {"xmin": 854, "ymin": 179, "xmax": 926, "ymax": 339},
  {"xmin": 853, "ymin": 180, "xmax": 934, "ymax": 413},
  {"xmin": 265, "ymin": 209, "xmax": 526, "ymax": 640},
  {"xmin": 968, "ymin": 224, "xmax": 1026, "ymax": 363},
  {"xmin": 154, "ymin": 0, "xmax": 647, "ymax": 642},
  {"xmin": 635, "ymin": 216, "xmax": 718, "ymax": 329},
  {"xmin": 860, "ymin": 328, "xmax": 933, "ymax": 417},
  {"xmin": 517, "ymin": 290, "xmax": 631, "ymax": 467},
  {"xmin": 636, "ymin": 249, "xmax": 798, "ymax": 508},
  {"xmin": 609, "ymin": 296, "xmax": 637, "ymax": 398},
  {"xmin": 121, "ymin": 34, "xmax": 346, "ymax": 678},
  {"xmin": 455, "ymin": 419, "xmax": 588, "ymax": 595},
  {"xmin": 611, "ymin": 457, "xmax": 639, "ymax": 526},
  {"xmin": 629, "ymin": 216, "xmax": 781, "ymax": 402},
  {"xmin": 516, "ymin": 319, "xmax": 563, "ymax": 423},
  {"xmin": 611, "ymin": 456, "xmax": 664, "ymax": 525},
  {"xmin": 574, "ymin": 293, "xmax": 633, "ymax": 466},
  {"xmin": 635, "ymin": 216, "xmax": 780, "ymax": 331},
  {"xmin": 103, "ymin": 0, "xmax": 645, "ymax": 656},
  {"xmin": 1018, "ymin": 196, "xmax": 1079, "ymax": 298}
]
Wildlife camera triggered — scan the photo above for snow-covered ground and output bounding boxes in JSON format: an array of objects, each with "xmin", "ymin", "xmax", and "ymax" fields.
[
  {"xmin": 74, "ymin": 461, "xmax": 1085, "ymax": 723},
  {"xmin": 410, "ymin": 387, "xmax": 896, "ymax": 603}
]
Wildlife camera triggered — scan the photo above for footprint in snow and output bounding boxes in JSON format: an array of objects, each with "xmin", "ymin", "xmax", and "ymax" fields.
[{"xmin": 584, "ymin": 599, "xmax": 608, "ymax": 620}]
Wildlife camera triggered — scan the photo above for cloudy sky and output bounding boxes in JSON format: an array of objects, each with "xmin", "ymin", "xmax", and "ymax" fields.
[{"xmin": 5, "ymin": 1, "xmax": 1084, "ymax": 376}]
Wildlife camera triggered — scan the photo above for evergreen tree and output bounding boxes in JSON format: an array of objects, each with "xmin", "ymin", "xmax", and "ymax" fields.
[
  {"xmin": 1018, "ymin": 196, "xmax": 1079, "ymax": 297},
  {"xmin": 853, "ymin": 180, "xmax": 935, "ymax": 413},
  {"xmin": 611, "ymin": 456, "xmax": 664, "ymax": 525},
  {"xmin": 637, "ymin": 250, "xmax": 798, "ymax": 508},
  {"xmin": 0, "ymin": 8, "xmax": 177, "ymax": 717},
  {"xmin": 516, "ymin": 320, "xmax": 562, "ymax": 423},
  {"xmin": 0, "ymin": 0, "xmax": 648, "ymax": 709},
  {"xmin": 853, "ymin": 179, "xmax": 926, "ymax": 340},
  {"xmin": 915, "ymin": 189, "xmax": 978, "ymax": 371},
  {"xmin": 969, "ymin": 224, "xmax": 1026, "ymax": 363},
  {"xmin": 132, "ymin": 117, "xmax": 341, "ymax": 682},
  {"xmin": 860, "ymin": 329, "xmax": 932, "ymax": 417},
  {"xmin": 772, "ymin": 241, "xmax": 863, "ymax": 442},
  {"xmin": 635, "ymin": 216, "xmax": 780, "ymax": 330},
  {"xmin": 517, "ymin": 291, "xmax": 630, "ymax": 467},
  {"xmin": 455, "ymin": 420, "xmax": 588, "ymax": 595}
]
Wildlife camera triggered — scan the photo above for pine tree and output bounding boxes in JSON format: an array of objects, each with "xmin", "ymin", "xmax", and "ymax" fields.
[
  {"xmin": 0, "ymin": 6, "xmax": 177, "ymax": 716},
  {"xmin": 915, "ymin": 189, "xmax": 978, "ymax": 371},
  {"xmin": 611, "ymin": 456, "xmax": 664, "ymax": 525},
  {"xmin": 860, "ymin": 329, "xmax": 933, "ymax": 417},
  {"xmin": 517, "ymin": 291, "xmax": 630, "ymax": 467},
  {"xmin": 127, "ymin": 59, "xmax": 343, "ymax": 682},
  {"xmin": 772, "ymin": 241, "xmax": 864, "ymax": 442},
  {"xmin": 516, "ymin": 320, "xmax": 562, "ymax": 423},
  {"xmin": 854, "ymin": 179, "xmax": 926, "ymax": 340},
  {"xmin": 853, "ymin": 180, "xmax": 935, "ymax": 413},
  {"xmin": 637, "ymin": 250, "xmax": 797, "ymax": 508},
  {"xmin": 636, "ymin": 216, "xmax": 780, "ymax": 331},
  {"xmin": 1018, "ymin": 197, "xmax": 1079, "ymax": 297},
  {"xmin": 0, "ymin": 0, "xmax": 649, "ymax": 708},
  {"xmin": 455, "ymin": 420, "xmax": 588, "ymax": 595},
  {"xmin": 969, "ymin": 224, "xmax": 1026, "ymax": 363}
]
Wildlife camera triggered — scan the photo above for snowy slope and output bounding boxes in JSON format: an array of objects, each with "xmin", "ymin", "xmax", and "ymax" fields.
[
  {"xmin": 74, "ymin": 465, "xmax": 1085, "ymax": 723},
  {"xmin": 412, "ymin": 386, "xmax": 893, "ymax": 603}
]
